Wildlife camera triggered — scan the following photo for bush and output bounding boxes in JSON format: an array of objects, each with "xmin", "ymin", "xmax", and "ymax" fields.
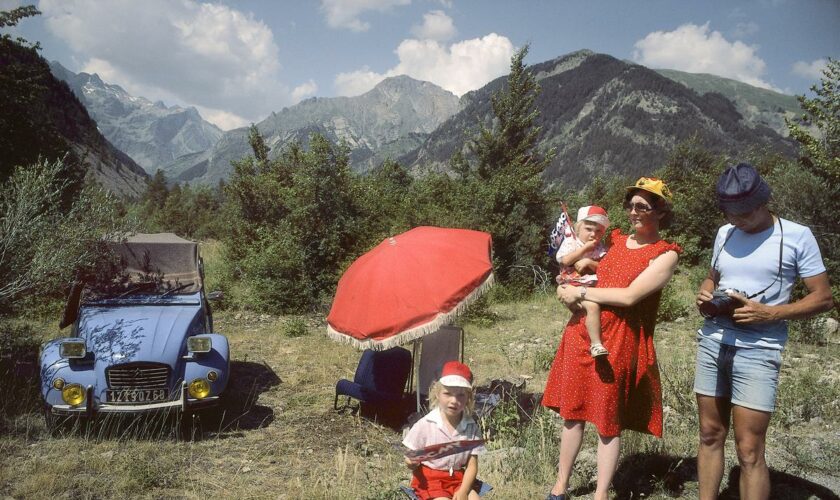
[
  {"xmin": 656, "ymin": 282, "xmax": 691, "ymax": 322},
  {"xmin": 283, "ymin": 316, "xmax": 309, "ymax": 338},
  {"xmin": 0, "ymin": 158, "xmax": 134, "ymax": 313}
]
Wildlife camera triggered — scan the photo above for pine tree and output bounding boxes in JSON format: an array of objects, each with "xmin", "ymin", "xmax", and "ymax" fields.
[{"xmin": 463, "ymin": 45, "xmax": 555, "ymax": 287}]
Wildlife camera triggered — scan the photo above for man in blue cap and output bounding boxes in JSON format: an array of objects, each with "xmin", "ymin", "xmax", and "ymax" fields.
[{"xmin": 694, "ymin": 162, "xmax": 833, "ymax": 500}]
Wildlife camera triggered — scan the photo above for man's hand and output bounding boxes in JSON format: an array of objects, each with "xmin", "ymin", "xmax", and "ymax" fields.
[
  {"xmin": 728, "ymin": 292, "xmax": 777, "ymax": 324},
  {"xmin": 696, "ymin": 289, "xmax": 714, "ymax": 309}
]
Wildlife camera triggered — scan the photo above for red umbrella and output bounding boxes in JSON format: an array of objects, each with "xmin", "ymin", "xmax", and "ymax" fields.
[{"xmin": 326, "ymin": 226, "xmax": 494, "ymax": 350}]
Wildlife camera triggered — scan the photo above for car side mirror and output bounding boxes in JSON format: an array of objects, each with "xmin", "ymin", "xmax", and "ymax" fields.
[
  {"xmin": 207, "ymin": 291, "xmax": 224, "ymax": 301},
  {"xmin": 59, "ymin": 281, "xmax": 83, "ymax": 329}
]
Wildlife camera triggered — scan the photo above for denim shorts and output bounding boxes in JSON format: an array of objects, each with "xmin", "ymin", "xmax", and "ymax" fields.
[{"xmin": 693, "ymin": 334, "xmax": 783, "ymax": 412}]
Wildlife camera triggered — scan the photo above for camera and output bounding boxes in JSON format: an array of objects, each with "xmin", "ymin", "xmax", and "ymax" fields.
[{"xmin": 699, "ymin": 288, "xmax": 745, "ymax": 318}]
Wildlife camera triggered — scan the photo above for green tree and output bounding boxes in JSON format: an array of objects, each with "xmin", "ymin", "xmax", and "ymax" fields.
[
  {"xmin": 222, "ymin": 132, "xmax": 361, "ymax": 312},
  {"xmin": 786, "ymin": 58, "xmax": 840, "ymax": 188},
  {"xmin": 0, "ymin": 158, "xmax": 133, "ymax": 313},
  {"xmin": 783, "ymin": 60, "xmax": 840, "ymax": 309},
  {"xmin": 461, "ymin": 45, "xmax": 554, "ymax": 287}
]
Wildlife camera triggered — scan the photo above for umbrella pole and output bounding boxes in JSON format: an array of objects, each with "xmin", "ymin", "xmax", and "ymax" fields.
[{"xmin": 413, "ymin": 340, "xmax": 421, "ymax": 413}]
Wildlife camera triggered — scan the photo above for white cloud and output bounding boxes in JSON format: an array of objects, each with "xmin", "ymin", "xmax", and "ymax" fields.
[
  {"xmin": 320, "ymin": 0, "xmax": 410, "ymax": 32},
  {"xmin": 38, "ymin": 0, "xmax": 291, "ymax": 128},
  {"xmin": 792, "ymin": 58, "xmax": 827, "ymax": 81},
  {"xmin": 194, "ymin": 106, "xmax": 250, "ymax": 130},
  {"xmin": 732, "ymin": 21, "xmax": 759, "ymax": 38},
  {"xmin": 334, "ymin": 33, "xmax": 515, "ymax": 97},
  {"xmin": 334, "ymin": 67, "xmax": 387, "ymax": 96},
  {"xmin": 411, "ymin": 10, "xmax": 456, "ymax": 41},
  {"xmin": 633, "ymin": 22, "xmax": 778, "ymax": 90},
  {"xmin": 291, "ymin": 80, "xmax": 319, "ymax": 103}
]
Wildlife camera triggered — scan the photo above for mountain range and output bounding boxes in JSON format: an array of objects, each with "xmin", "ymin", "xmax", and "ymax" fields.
[
  {"xmin": 0, "ymin": 37, "xmax": 147, "ymax": 197},
  {"xmin": 36, "ymin": 49, "xmax": 805, "ymax": 193},
  {"xmin": 48, "ymin": 61, "xmax": 223, "ymax": 175},
  {"xmin": 403, "ymin": 50, "xmax": 798, "ymax": 186}
]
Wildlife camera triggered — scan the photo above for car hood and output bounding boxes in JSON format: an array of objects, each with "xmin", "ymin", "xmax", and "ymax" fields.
[{"xmin": 78, "ymin": 304, "xmax": 203, "ymax": 368}]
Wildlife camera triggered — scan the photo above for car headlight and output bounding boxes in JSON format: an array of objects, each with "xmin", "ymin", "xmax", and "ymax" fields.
[
  {"xmin": 187, "ymin": 337, "xmax": 211, "ymax": 354},
  {"xmin": 61, "ymin": 384, "xmax": 85, "ymax": 406},
  {"xmin": 59, "ymin": 340, "xmax": 87, "ymax": 359},
  {"xmin": 188, "ymin": 378, "xmax": 211, "ymax": 399}
]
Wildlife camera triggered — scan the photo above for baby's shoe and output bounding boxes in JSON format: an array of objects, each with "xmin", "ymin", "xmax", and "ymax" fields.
[{"xmin": 590, "ymin": 343, "xmax": 609, "ymax": 357}]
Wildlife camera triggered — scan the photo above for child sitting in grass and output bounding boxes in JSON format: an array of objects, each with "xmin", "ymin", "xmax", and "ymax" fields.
[
  {"xmin": 403, "ymin": 361, "xmax": 486, "ymax": 500},
  {"xmin": 555, "ymin": 205, "xmax": 610, "ymax": 357}
]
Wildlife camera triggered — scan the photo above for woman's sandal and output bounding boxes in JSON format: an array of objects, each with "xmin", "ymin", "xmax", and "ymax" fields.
[{"xmin": 590, "ymin": 343, "xmax": 609, "ymax": 357}]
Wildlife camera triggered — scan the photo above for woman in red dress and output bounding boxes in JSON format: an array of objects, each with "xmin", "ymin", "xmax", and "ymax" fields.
[{"xmin": 543, "ymin": 178, "xmax": 681, "ymax": 500}]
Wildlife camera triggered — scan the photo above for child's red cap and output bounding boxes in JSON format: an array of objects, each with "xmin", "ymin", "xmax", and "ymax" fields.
[{"xmin": 439, "ymin": 361, "xmax": 473, "ymax": 388}]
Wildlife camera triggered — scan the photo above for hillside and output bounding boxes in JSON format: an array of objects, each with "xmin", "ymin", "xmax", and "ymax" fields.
[
  {"xmin": 655, "ymin": 68, "xmax": 803, "ymax": 138},
  {"xmin": 49, "ymin": 61, "xmax": 223, "ymax": 175},
  {"xmin": 177, "ymin": 75, "xmax": 460, "ymax": 185},
  {"xmin": 0, "ymin": 37, "xmax": 147, "ymax": 197},
  {"xmin": 404, "ymin": 50, "xmax": 797, "ymax": 187}
]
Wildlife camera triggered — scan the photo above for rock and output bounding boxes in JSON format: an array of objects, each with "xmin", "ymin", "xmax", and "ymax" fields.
[
  {"xmin": 817, "ymin": 317, "xmax": 839, "ymax": 344},
  {"xmin": 481, "ymin": 447, "xmax": 525, "ymax": 474},
  {"xmin": 99, "ymin": 451, "xmax": 115, "ymax": 460}
]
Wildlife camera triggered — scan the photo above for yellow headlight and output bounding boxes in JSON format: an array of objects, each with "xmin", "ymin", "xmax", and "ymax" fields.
[
  {"xmin": 61, "ymin": 384, "xmax": 85, "ymax": 406},
  {"xmin": 188, "ymin": 378, "xmax": 211, "ymax": 399},
  {"xmin": 53, "ymin": 378, "xmax": 65, "ymax": 390}
]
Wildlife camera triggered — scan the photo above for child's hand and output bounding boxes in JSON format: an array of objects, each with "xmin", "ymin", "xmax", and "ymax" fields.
[
  {"xmin": 582, "ymin": 239, "xmax": 598, "ymax": 250},
  {"xmin": 404, "ymin": 457, "xmax": 419, "ymax": 470},
  {"xmin": 453, "ymin": 487, "xmax": 470, "ymax": 500},
  {"xmin": 574, "ymin": 258, "xmax": 597, "ymax": 274}
]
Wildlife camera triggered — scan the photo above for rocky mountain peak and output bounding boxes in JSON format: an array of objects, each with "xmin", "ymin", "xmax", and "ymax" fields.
[{"xmin": 50, "ymin": 63, "xmax": 223, "ymax": 174}]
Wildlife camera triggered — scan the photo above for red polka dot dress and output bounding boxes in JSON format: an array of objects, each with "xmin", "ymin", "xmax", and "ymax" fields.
[{"xmin": 542, "ymin": 229, "xmax": 681, "ymax": 438}]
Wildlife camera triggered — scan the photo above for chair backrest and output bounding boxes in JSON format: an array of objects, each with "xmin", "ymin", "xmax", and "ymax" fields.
[
  {"xmin": 417, "ymin": 325, "xmax": 463, "ymax": 400},
  {"xmin": 354, "ymin": 347, "xmax": 412, "ymax": 397}
]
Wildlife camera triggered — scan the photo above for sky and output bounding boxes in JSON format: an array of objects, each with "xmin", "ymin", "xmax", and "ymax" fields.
[{"xmin": 2, "ymin": 0, "xmax": 838, "ymax": 130}]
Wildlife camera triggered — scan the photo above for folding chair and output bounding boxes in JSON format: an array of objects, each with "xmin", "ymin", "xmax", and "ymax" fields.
[
  {"xmin": 414, "ymin": 324, "xmax": 464, "ymax": 412},
  {"xmin": 334, "ymin": 346, "xmax": 412, "ymax": 411}
]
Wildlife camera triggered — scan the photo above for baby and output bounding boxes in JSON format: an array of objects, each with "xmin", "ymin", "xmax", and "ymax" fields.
[{"xmin": 555, "ymin": 205, "xmax": 610, "ymax": 357}]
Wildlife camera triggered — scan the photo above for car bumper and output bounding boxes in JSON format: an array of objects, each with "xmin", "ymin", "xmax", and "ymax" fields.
[{"xmin": 49, "ymin": 382, "xmax": 221, "ymax": 416}]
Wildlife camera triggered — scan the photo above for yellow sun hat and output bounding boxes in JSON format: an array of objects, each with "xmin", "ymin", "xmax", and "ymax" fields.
[{"xmin": 626, "ymin": 177, "xmax": 673, "ymax": 204}]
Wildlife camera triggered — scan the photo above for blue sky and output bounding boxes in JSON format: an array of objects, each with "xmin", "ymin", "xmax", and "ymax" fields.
[{"xmin": 3, "ymin": 0, "xmax": 837, "ymax": 130}]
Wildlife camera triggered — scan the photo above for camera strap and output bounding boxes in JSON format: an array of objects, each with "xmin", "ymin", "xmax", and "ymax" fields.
[{"xmin": 713, "ymin": 217, "xmax": 784, "ymax": 300}]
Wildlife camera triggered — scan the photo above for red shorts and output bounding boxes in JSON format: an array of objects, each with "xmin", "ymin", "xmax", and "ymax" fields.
[{"xmin": 410, "ymin": 465, "xmax": 474, "ymax": 499}]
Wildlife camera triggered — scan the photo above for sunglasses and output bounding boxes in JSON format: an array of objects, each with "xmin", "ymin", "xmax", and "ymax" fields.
[{"xmin": 624, "ymin": 202, "xmax": 654, "ymax": 213}]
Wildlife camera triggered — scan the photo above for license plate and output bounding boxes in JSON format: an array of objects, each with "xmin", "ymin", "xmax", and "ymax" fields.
[{"xmin": 106, "ymin": 388, "xmax": 169, "ymax": 404}]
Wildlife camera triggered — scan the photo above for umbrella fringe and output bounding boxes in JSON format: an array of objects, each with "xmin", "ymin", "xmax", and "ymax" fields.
[{"xmin": 325, "ymin": 272, "xmax": 495, "ymax": 351}]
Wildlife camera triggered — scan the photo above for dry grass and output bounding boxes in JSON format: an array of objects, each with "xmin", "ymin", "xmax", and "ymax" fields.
[{"xmin": 2, "ymin": 283, "xmax": 838, "ymax": 498}]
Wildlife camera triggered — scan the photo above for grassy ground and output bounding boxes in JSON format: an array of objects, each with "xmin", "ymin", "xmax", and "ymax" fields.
[{"xmin": 1, "ymin": 243, "xmax": 837, "ymax": 498}]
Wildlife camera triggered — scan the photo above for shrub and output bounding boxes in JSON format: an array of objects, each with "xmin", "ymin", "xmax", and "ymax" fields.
[
  {"xmin": 0, "ymin": 158, "xmax": 134, "ymax": 313},
  {"xmin": 283, "ymin": 316, "xmax": 309, "ymax": 338}
]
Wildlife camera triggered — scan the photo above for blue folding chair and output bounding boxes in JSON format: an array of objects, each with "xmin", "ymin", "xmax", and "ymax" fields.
[{"xmin": 334, "ymin": 347, "xmax": 412, "ymax": 411}]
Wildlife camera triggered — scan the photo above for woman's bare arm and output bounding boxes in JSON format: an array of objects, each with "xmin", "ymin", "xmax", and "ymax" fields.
[{"xmin": 558, "ymin": 250, "xmax": 679, "ymax": 307}]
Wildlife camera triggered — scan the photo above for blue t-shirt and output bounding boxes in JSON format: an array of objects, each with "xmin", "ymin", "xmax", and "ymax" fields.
[{"xmin": 698, "ymin": 217, "xmax": 826, "ymax": 349}]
